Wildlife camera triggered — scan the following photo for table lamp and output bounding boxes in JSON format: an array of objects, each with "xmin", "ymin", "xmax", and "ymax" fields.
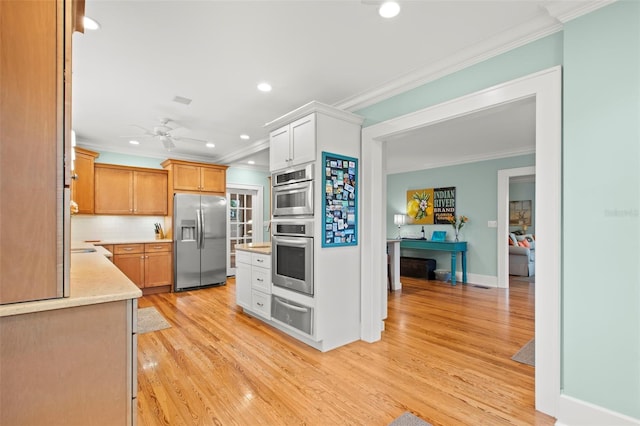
[{"xmin": 394, "ymin": 214, "xmax": 406, "ymax": 239}]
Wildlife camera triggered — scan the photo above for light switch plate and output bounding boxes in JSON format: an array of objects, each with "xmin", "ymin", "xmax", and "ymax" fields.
[{"xmin": 488, "ymin": 220, "xmax": 498, "ymax": 228}]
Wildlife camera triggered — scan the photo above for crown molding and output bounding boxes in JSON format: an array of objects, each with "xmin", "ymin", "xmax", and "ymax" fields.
[
  {"xmin": 542, "ymin": 0, "xmax": 616, "ymax": 23},
  {"xmin": 264, "ymin": 100, "xmax": 364, "ymax": 132},
  {"xmin": 335, "ymin": 1, "xmax": 614, "ymax": 113}
]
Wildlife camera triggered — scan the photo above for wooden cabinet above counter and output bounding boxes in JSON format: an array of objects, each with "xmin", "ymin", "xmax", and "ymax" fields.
[
  {"xmin": 71, "ymin": 147, "xmax": 99, "ymax": 214},
  {"xmin": 94, "ymin": 164, "xmax": 168, "ymax": 215},
  {"xmin": 161, "ymin": 159, "xmax": 228, "ymax": 195}
]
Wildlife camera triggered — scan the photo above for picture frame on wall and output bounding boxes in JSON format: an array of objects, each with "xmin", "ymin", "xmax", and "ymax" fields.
[{"xmin": 509, "ymin": 200, "xmax": 532, "ymax": 226}]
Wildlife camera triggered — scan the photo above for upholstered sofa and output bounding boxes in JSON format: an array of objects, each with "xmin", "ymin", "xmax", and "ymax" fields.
[{"xmin": 509, "ymin": 233, "xmax": 535, "ymax": 277}]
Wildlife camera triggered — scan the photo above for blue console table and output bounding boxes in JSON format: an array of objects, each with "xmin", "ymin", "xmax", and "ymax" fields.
[{"xmin": 399, "ymin": 239, "xmax": 468, "ymax": 285}]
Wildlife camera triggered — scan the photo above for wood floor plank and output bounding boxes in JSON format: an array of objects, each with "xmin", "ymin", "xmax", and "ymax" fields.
[{"xmin": 137, "ymin": 277, "xmax": 554, "ymax": 425}]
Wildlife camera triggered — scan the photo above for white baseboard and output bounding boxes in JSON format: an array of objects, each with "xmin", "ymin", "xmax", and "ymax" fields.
[
  {"xmin": 556, "ymin": 394, "xmax": 640, "ymax": 426},
  {"xmin": 461, "ymin": 272, "xmax": 497, "ymax": 288}
]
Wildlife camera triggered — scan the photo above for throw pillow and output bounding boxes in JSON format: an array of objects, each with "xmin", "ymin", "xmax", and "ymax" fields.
[
  {"xmin": 518, "ymin": 241, "xmax": 527, "ymax": 247},
  {"xmin": 508, "ymin": 237, "xmax": 514, "ymax": 246},
  {"xmin": 509, "ymin": 233, "xmax": 518, "ymax": 245},
  {"xmin": 520, "ymin": 239, "xmax": 531, "ymax": 248}
]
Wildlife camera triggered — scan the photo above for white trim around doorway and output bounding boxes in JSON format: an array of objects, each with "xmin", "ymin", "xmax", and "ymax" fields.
[{"xmin": 360, "ymin": 66, "xmax": 561, "ymax": 418}]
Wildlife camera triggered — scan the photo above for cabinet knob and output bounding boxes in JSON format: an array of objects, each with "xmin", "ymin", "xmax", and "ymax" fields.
[
  {"xmin": 256, "ymin": 278, "xmax": 264, "ymax": 282},
  {"xmin": 257, "ymin": 302, "xmax": 264, "ymax": 307},
  {"xmin": 124, "ymin": 248, "xmax": 133, "ymax": 251}
]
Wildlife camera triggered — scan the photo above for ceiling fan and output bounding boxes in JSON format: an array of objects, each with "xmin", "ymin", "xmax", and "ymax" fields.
[{"xmin": 124, "ymin": 118, "xmax": 209, "ymax": 151}]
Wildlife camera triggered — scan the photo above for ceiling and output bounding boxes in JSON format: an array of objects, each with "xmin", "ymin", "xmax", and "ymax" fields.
[{"xmin": 72, "ymin": 0, "xmax": 593, "ymax": 172}]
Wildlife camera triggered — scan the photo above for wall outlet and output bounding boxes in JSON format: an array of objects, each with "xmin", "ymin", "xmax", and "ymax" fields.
[{"xmin": 488, "ymin": 220, "xmax": 498, "ymax": 228}]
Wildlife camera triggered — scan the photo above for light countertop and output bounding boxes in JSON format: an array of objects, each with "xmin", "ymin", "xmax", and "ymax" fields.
[
  {"xmin": 82, "ymin": 238, "xmax": 173, "ymax": 245},
  {"xmin": 236, "ymin": 242, "xmax": 271, "ymax": 255},
  {"xmin": 0, "ymin": 247, "xmax": 142, "ymax": 318}
]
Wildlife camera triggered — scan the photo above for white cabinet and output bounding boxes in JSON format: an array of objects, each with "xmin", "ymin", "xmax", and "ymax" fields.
[
  {"xmin": 235, "ymin": 251, "xmax": 252, "ymax": 309},
  {"xmin": 236, "ymin": 250, "xmax": 271, "ymax": 319},
  {"xmin": 269, "ymin": 113, "xmax": 316, "ymax": 171}
]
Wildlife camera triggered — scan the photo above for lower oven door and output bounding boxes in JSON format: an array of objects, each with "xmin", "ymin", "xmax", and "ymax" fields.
[
  {"xmin": 271, "ymin": 295, "xmax": 313, "ymax": 335},
  {"xmin": 272, "ymin": 235, "xmax": 313, "ymax": 296}
]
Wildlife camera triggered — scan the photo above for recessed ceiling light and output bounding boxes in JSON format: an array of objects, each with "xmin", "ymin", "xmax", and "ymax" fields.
[
  {"xmin": 129, "ymin": 140, "xmax": 139, "ymax": 145},
  {"xmin": 247, "ymin": 160, "xmax": 255, "ymax": 165},
  {"xmin": 257, "ymin": 82, "xmax": 272, "ymax": 92},
  {"xmin": 206, "ymin": 143, "xmax": 215, "ymax": 148},
  {"xmin": 240, "ymin": 134, "xmax": 250, "ymax": 140},
  {"xmin": 83, "ymin": 16, "xmax": 101, "ymax": 30},
  {"xmin": 379, "ymin": 1, "xmax": 400, "ymax": 18}
]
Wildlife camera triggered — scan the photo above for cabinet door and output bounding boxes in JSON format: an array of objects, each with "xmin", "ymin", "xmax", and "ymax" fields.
[
  {"xmin": 289, "ymin": 113, "xmax": 316, "ymax": 166},
  {"xmin": 235, "ymin": 262, "xmax": 251, "ymax": 309},
  {"xmin": 269, "ymin": 126, "xmax": 290, "ymax": 171},
  {"xmin": 95, "ymin": 167, "xmax": 133, "ymax": 214},
  {"xmin": 144, "ymin": 251, "xmax": 172, "ymax": 288},
  {"xmin": 172, "ymin": 163, "xmax": 202, "ymax": 191},
  {"xmin": 114, "ymin": 253, "xmax": 145, "ymax": 288},
  {"xmin": 133, "ymin": 170, "xmax": 168, "ymax": 215},
  {"xmin": 200, "ymin": 167, "xmax": 225, "ymax": 193},
  {"xmin": 0, "ymin": 0, "xmax": 60, "ymax": 304},
  {"xmin": 71, "ymin": 149, "xmax": 98, "ymax": 214}
]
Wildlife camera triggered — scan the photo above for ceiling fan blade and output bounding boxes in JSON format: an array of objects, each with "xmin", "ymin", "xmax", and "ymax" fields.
[
  {"xmin": 120, "ymin": 134, "xmax": 155, "ymax": 138},
  {"xmin": 129, "ymin": 124, "xmax": 155, "ymax": 135},
  {"xmin": 173, "ymin": 136, "xmax": 209, "ymax": 143}
]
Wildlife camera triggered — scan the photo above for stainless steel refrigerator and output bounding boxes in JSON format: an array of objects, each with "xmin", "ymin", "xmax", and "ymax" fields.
[{"xmin": 173, "ymin": 193, "xmax": 227, "ymax": 291}]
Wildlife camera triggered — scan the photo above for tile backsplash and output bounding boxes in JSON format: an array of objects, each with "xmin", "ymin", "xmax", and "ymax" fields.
[{"xmin": 71, "ymin": 215, "xmax": 166, "ymax": 242}]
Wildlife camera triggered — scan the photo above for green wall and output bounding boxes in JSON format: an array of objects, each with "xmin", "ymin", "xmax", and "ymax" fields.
[
  {"xmin": 95, "ymin": 151, "xmax": 164, "ymax": 169},
  {"xmin": 356, "ymin": 32, "xmax": 563, "ymax": 126},
  {"xmin": 388, "ymin": 155, "xmax": 534, "ymax": 277},
  {"xmin": 562, "ymin": 1, "xmax": 640, "ymax": 418}
]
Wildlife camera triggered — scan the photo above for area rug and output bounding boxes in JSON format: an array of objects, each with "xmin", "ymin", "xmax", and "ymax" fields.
[
  {"xmin": 389, "ymin": 412, "xmax": 432, "ymax": 426},
  {"xmin": 512, "ymin": 338, "xmax": 535, "ymax": 366},
  {"xmin": 138, "ymin": 307, "xmax": 171, "ymax": 334}
]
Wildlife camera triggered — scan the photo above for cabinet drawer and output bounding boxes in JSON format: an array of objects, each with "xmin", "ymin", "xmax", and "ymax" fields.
[
  {"xmin": 251, "ymin": 253, "xmax": 270, "ymax": 269},
  {"xmin": 144, "ymin": 242, "xmax": 172, "ymax": 253},
  {"xmin": 251, "ymin": 268, "xmax": 271, "ymax": 293},
  {"xmin": 113, "ymin": 244, "xmax": 144, "ymax": 254},
  {"xmin": 236, "ymin": 250, "xmax": 251, "ymax": 265},
  {"xmin": 251, "ymin": 290, "xmax": 271, "ymax": 319}
]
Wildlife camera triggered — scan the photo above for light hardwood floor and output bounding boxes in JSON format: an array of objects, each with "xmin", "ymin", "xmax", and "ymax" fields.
[{"xmin": 137, "ymin": 276, "xmax": 554, "ymax": 426}]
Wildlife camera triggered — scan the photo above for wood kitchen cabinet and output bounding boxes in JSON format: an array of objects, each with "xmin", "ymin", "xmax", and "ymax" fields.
[
  {"xmin": 113, "ymin": 243, "xmax": 173, "ymax": 292},
  {"xmin": 269, "ymin": 113, "xmax": 316, "ymax": 171},
  {"xmin": 0, "ymin": 299, "xmax": 137, "ymax": 425},
  {"xmin": 0, "ymin": 0, "xmax": 84, "ymax": 304},
  {"xmin": 94, "ymin": 164, "xmax": 168, "ymax": 215},
  {"xmin": 161, "ymin": 159, "xmax": 228, "ymax": 194},
  {"xmin": 71, "ymin": 147, "xmax": 99, "ymax": 214}
]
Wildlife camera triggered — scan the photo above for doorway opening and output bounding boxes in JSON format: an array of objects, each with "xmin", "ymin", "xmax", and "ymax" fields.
[
  {"xmin": 361, "ymin": 66, "xmax": 561, "ymax": 417},
  {"xmin": 226, "ymin": 184, "xmax": 263, "ymax": 276}
]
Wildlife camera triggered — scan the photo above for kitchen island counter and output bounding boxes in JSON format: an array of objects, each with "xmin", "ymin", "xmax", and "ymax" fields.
[
  {"xmin": 236, "ymin": 242, "xmax": 271, "ymax": 255},
  {"xmin": 0, "ymin": 251, "xmax": 142, "ymax": 317}
]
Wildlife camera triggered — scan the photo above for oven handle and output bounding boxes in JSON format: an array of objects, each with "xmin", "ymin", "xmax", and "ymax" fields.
[
  {"xmin": 274, "ymin": 297, "xmax": 310, "ymax": 313},
  {"xmin": 273, "ymin": 236, "xmax": 312, "ymax": 247},
  {"xmin": 274, "ymin": 180, "xmax": 312, "ymax": 193}
]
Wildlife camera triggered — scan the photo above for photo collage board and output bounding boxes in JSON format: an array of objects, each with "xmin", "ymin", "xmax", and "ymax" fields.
[{"xmin": 322, "ymin": 152, "xmax": 358, "ymax": 247}]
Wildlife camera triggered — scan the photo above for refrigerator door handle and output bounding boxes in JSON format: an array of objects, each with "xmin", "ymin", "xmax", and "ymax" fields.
[
  {"xmin": 199, "ymin": 208, "xmax": 205, "ymax": 249},
  {"xmin": 196, "ymin": 208, "xmax": 202, "ymax": 249}
]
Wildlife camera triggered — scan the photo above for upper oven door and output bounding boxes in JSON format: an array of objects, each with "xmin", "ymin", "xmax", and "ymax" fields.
[{"xmin": 272, "ymin": 180, "xmax": 314, "ymax": 216}]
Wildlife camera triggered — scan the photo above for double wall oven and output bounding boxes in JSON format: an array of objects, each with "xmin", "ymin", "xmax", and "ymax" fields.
[{"xmin": 271, "ymin": 163, "xmax": 315, "ymax": 335}]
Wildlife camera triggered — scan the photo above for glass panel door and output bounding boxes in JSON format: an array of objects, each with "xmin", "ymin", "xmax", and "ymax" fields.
[{"xmin": 227, "ymin": 187, "xmax": 261, "ymax": 275}]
